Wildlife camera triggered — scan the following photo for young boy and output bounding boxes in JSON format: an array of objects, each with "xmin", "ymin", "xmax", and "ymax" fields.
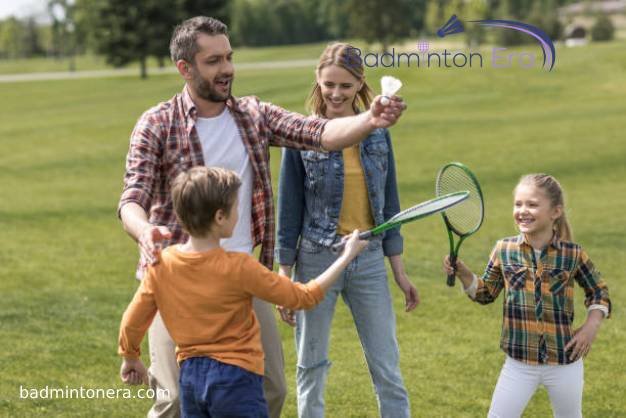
[{"xmin": 118, "ymin": 166, "xmax": 368, "ymax": 417}]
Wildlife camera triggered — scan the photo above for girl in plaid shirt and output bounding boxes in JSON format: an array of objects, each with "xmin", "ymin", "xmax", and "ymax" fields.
[{"xmin": 444, "ymin": 174, "xmax": 611, "ymax": 418}]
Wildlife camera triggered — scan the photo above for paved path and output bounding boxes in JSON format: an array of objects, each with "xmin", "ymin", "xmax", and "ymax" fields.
[{"xmin": 0, "ymin": 59, "xmax": 319, "ymax": 83}]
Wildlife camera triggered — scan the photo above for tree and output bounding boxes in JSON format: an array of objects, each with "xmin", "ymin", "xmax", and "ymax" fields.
[
  {"xmin": 24, "ymin": 18, "xmax": 44, "ymax": 57},
  {"xmin": 465, "ymin": 0, "xmax": 488, "ymax": 47},
  {"xmin": 425, "ymin": 0, "xmax": 445, "ymax": 36},
  {"xmin": 0, "ymin": 18, "xmax": 26, "ymax": 59},
  {"xmin": 407, "ymin": 0, "xmax": 428, "ymax": 36},
  {"xmin": 78, "ymin": 0, "xmax": 229, "ymax": 78},
  {"xmin": 591, "ymin": 13, "xmax": 614, "ymax": 42},
  {"xmin": 542, "ymin": 0, "xmax": 562, "ymax": 41},
  {"xmin": 231, "ymin": 0, "xmax": 330, "ymax": 47},
  {"xmin": 347, "ymin": 0, "xmax": 412, "ymax": 52},
  {"xmin": 496, "ymin": 0, "xmax": 526, "ymax": 45},
  {"xmin": 48, "ymin": 0, "xmax": 79, "ymax": 70},
  {"xmin": 317, "ymin": 0, "xmax": 350, "ymax": 39}
]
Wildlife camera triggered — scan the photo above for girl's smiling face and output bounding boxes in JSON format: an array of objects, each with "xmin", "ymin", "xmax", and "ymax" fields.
[
  {"xmin": 513, "ymin": 184, "xmax": 562, "ymax": 238},
  {"xmin": 316, "ymin": 64, "xmax": 362, "ymax": 118}
]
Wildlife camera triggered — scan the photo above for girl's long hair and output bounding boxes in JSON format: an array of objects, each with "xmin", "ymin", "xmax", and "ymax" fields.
[
  {"xmin": 516, "ymin": 174, "xmax": 573, "ymax": 241},
  {"xmin": 307, "ymin": 43, "xmax": 373, "ymax": 117}
]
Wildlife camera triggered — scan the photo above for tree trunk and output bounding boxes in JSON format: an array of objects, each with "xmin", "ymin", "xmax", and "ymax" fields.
[{"xmin": 140, "ymin": 56, "xmax": 147, "ymax": 79}]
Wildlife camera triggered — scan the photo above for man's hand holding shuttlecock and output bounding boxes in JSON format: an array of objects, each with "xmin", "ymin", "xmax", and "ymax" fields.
[{"xmin": 368, "ymin": 76, "xmax": 405, "ymax": 129}]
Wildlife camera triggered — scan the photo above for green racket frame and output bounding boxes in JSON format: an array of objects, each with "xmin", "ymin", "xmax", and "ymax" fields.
[
  {"xmin": 437, "ymin": 162, "xmax": 485, "ymax": 287},
  {"xmin": 331, "ymin": 191, "xmax": 469, "ymax": 254}
]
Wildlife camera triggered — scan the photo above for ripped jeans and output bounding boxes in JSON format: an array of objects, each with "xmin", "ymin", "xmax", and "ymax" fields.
[{"xmin": 293, "ymin": 238, "xmax": 410, "ymax": 418}]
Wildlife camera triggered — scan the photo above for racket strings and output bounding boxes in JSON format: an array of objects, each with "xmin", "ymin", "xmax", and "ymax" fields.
[
  {"xmin": 391, "ymin": 193, "xmax": 467, "ymax": 223},
  {"xmin": 436, "ymin": 166, "xmax": 483, "ymax": 234}
]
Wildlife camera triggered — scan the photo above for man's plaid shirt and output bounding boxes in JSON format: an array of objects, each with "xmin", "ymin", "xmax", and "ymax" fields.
[
  {"xmin": 118, "ymin": 86, "xmax": 327, "ymax": 275},
  {"xmin": 471, "ymin": 234, "xmax": 611, "ymax": 365}
]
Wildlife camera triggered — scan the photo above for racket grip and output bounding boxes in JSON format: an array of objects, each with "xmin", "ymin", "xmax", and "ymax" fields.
[
  {"xmin": 447, "ymin": 254, "xmax": 457, "ymax": 287},
  {"xmin": 330, "ymin": 230, "xmax": 373, "ymax": 254}
]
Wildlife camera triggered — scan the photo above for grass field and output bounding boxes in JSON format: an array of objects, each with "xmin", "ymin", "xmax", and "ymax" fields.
[
  {"xmin": 0, "ymin": 40, "xmax": 625, "ymax": 417},
  {"xmin": 0, "ymin": 43, "xmax": 330, "ymax": 75}
]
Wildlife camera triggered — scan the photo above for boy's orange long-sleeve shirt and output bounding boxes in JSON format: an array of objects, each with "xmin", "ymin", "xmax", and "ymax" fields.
[{"xmin": 118, "ymin": 246, "xmax": 323, "ymax": 375}]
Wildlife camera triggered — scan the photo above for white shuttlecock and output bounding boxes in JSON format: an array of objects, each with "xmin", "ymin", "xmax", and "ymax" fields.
[{"xmin": 380, "ymin": 76, "xmax": 402, "ymax": 106}]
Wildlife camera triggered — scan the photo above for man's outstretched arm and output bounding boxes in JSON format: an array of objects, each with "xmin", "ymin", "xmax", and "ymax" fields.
[
  {"xmin": 263, "ymin": 95, "xmax": 406, "ymax": 152},
  {"xmin": 321, "ymin": 96, "xmax": 406, "ymax": 151}
]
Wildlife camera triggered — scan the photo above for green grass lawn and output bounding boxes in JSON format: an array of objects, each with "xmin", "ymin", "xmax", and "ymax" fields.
[
  {"xmin": 0, "ymin": 42, "xmax": 330, "ymax": 76},
  {"xmin": 1, "ymin": 41, "xmax": 625, "ymax": 417}
]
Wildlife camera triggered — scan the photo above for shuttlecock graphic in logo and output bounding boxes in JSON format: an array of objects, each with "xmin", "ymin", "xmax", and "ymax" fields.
[
  {"xmin": 380, "ymin": 76, "xmax": 403, "ymax": 106},
  {"xmin": 437, "ymin": 15, "xmax": 464, "ymax": 38}
]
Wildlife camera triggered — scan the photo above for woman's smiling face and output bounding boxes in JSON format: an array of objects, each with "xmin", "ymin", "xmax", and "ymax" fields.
[{"xmin": 316, "ymin": 64, "xmax": 362, "ymax": 118}]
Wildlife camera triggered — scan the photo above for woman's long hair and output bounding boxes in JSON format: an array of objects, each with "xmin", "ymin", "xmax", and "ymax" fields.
[{"xmin": 307, "ymin": 43, "xmax": 373, "ymax": 117}]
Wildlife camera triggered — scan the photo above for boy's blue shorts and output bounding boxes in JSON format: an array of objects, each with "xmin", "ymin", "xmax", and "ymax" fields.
[{"xmin": 179, "ymin": 357, "xmax": 269, "ymax": 418}]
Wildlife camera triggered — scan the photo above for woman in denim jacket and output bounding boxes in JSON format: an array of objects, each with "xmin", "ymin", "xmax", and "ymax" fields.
[{"xmin": 275, "ymin": 43, "xmax": 418, "ymax": 418}]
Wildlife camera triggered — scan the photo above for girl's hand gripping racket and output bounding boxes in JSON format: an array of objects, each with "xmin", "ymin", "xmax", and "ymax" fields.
[
  {"xmin": 436, "ymin": 162, "xmax": 484, "ymax": 287},
  {"xmin": 331, "ymin": 191, "xmax": 469, "ymax": 254}
]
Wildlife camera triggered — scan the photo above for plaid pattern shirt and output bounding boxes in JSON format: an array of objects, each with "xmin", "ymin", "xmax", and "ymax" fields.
[
  {"xmin": 118, "ymin": 86, "xmax": 327, "ymax": 275},
  {"xmin": 472, "ymin": 234, "xmax": 611, "ymax": 365}
]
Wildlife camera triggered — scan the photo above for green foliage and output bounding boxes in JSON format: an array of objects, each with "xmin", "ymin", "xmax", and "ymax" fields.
[
  {"xmin": 464, "ymin": 0, "xmax": 488, "ymax": 47},
  {"xmin": 406, "ymin": 0, "xmax": 429, "ymax": 36},
  {"xmin": 232, "ymin": 0, "xmax": 333, "ymax": 47},
  {"xmin": 490, "ymin": 0, "xmax": 561, "ymax": 46},
  {"xmin": 347, "ymin": 0, "xmax": 412, "ymax": 51},
  {"xmin": 76, "ymin": 0, "xmax": 228, "ymax": 78},
  {"xmin": 526, "ymin": 0, "xmax": 562, "ymax": 41},
  {"xmin": 591, "ymin": 14, "xmax": 615, "ymax": 42},
  {"xmin": 425, "ymin": 0, "xmax": 444, "ymax": 36},
  {"xmin": 0, "ymin": 17, "xmax": 45, "ymax": 59},
  {"xmin": 495, "ymin": 0, "xmax": 527, "ymax": 45}
]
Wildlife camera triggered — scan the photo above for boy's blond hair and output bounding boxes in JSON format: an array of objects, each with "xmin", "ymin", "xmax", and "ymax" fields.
[{"xmin": 171, "ymin": 166, "xmax": 241, "ymax": 237}]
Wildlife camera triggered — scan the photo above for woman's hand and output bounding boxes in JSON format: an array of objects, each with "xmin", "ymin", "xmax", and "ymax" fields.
[
  {"xmin": 394, "ymin": 271, "xmax": 420, "ymax": 312},
  {"xmin": 388, "ymin": 255, "xmax": 419, "ymax": 312}
]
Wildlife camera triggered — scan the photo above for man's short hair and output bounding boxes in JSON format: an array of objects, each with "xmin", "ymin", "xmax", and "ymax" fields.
[
  {"xmin": 170, "ymin": 16, "xmax": 228, "ymax": 64},
  {"xmin": 171, "ymin": 166, "xmax": 241, "ymax": 237}
]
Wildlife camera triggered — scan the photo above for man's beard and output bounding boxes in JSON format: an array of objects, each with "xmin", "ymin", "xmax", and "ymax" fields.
[{"xmin": 191, "ymin": 72, "xmax": 232, "ymax": 102}]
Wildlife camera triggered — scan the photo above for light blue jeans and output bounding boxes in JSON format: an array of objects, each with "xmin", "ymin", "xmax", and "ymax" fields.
[{"xmin": 293, "ymin": 237, "xmax": 410, "ymax": 418}]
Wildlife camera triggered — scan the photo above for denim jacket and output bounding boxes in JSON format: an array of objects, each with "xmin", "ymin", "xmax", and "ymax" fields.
[{"xmin": 275, "ymin": 128, "xmax": 403, "ymax": 266}]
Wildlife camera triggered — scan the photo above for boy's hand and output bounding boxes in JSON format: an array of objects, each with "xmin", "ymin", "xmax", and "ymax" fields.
[
  {"xmin": 341, "ymin": 230, "xmax": 370, "ymax": 259},
  {"xmin": 277, "ymin": 265, "xmax": 297, "ymax": 326},
  {"xmin": 277, "ymin": 306, "xmax": 296, "ymax": 327},
  {"xmin": 120, "ymin": 358, "xmax": 148, "ymax": 386},
  {"xmin": 139, "ymin": 225, "xmax": 172, "ymax": 266}
]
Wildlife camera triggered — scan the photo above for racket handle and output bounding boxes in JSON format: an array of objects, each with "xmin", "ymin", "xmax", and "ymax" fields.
[
  {"xmin": 447, "ymin": 254, "xmax": 457, "ymax": 287},
  {"xmin": 330, "ymin": 230, "xmax": 373, "ymax": 254}
]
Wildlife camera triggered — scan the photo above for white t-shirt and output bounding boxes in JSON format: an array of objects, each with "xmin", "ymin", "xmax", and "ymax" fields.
[{"xmin": 195, "ymin": 108, "xmax": 254, "ymax": 254}]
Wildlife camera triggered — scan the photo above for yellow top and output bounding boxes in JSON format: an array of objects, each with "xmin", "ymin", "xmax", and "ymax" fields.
[{"xmin": 337, "ymin": 145, "xmax": 375, "ymax": 235}]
